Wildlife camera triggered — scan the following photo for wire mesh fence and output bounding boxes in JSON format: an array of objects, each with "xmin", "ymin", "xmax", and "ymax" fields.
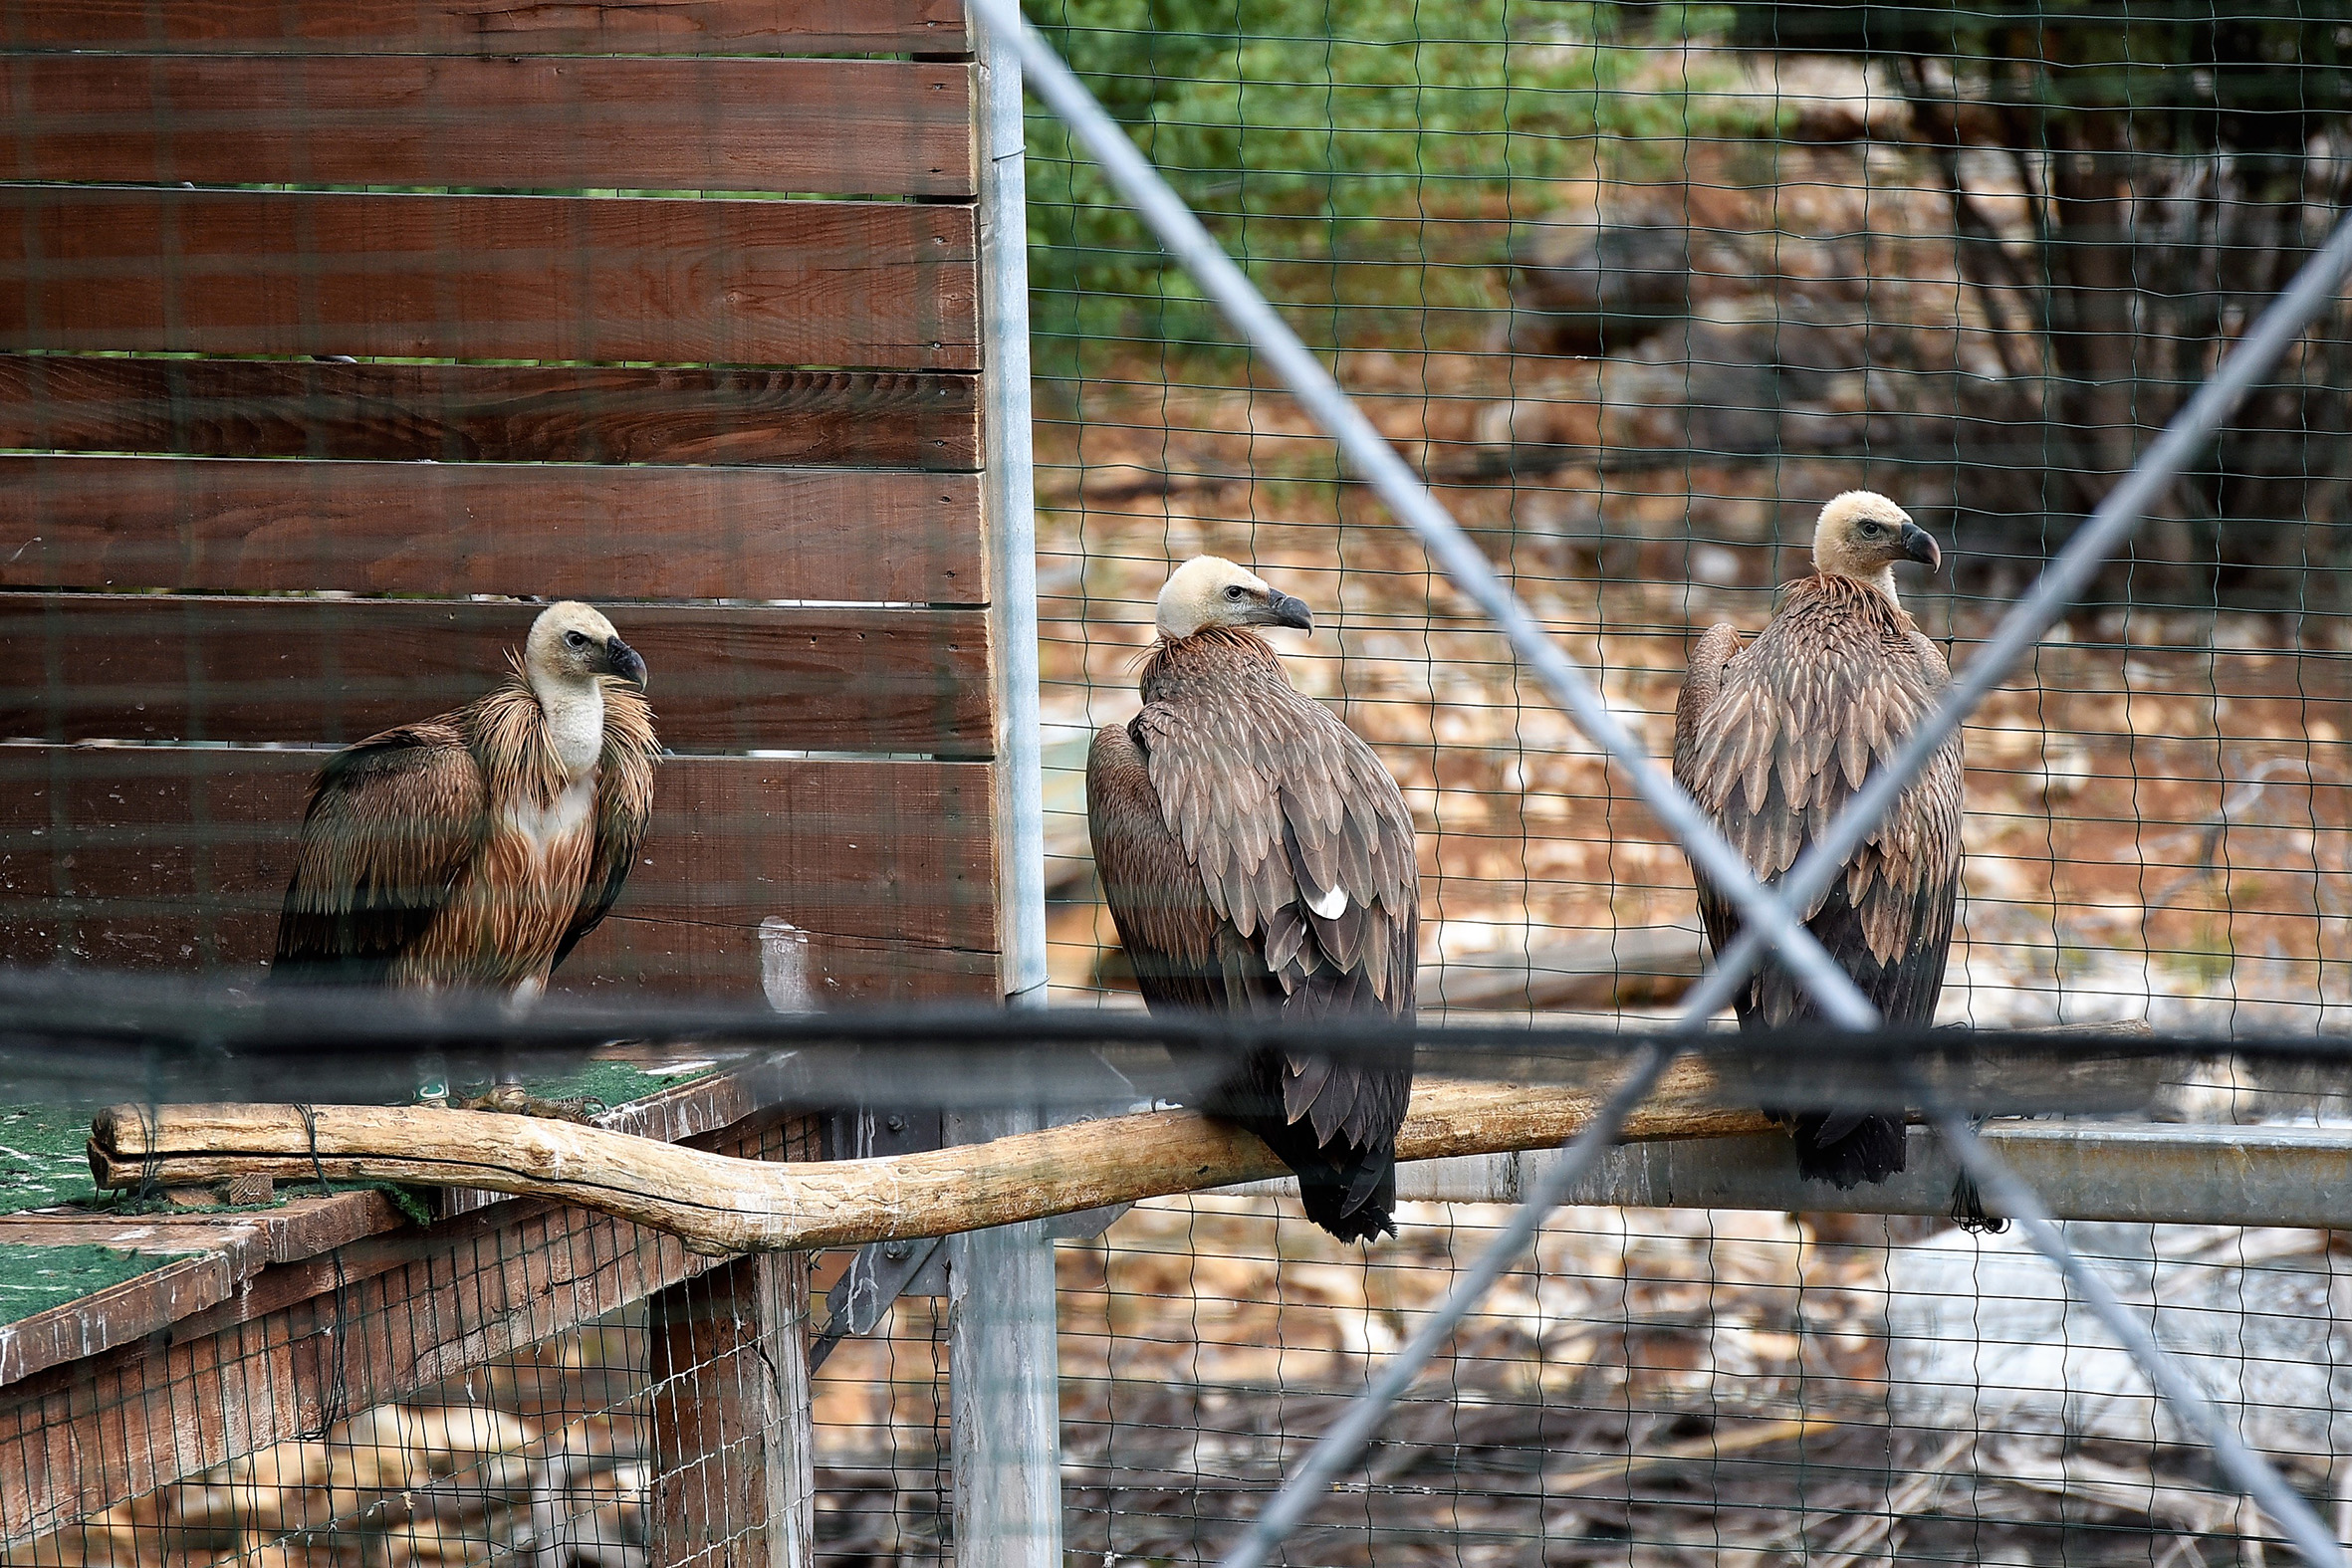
[
  {"xmin": 5, "ymin": 3, "xmax": 2352, "ymax": 1568},
  {"xmin": 1029, "ymin": 0, "xmax": 2352, "ymax": 1038}
]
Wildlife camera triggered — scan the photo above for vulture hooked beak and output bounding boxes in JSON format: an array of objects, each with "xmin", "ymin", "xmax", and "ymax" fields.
[
  {"xmin": 1899, "ymin": 521, "xmax": 1942, "ymax": 572},
  {"xmin": 1267, "ymin": 591, "xmax": 1313, "ymax": 633},
  {"xmin": 603, "ymin": 636, "xmax": 649, "ymax": 690}
]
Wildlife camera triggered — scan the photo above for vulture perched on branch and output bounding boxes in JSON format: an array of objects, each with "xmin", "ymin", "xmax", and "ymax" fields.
[
  {"xmin": 272, "ymin": 601, "xmax": 660, "ymax": 1010},
  {"xmin": 1088, "ymin": 557, "xmax": 1419, "ymax": 1241},
  {"xmin": 1673, "ymin": 492, "xmax": 1963, "ymax": 1187}
]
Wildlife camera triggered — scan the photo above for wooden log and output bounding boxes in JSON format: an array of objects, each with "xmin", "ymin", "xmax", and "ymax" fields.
[
  {"xmin": 2, "ymin": 56, "xmax": 975, "ymax": 198},
  {"xmin": 88, "ymin": 1067, "xmax": 1775, "ymax": 1254},
  {"xmin": 1427, "ymin": 925, "xmax": 1709, "ymax": 1011},
  {"xmin": 0, "ymin": 188, "xmax": 977, "ymax": 370}
]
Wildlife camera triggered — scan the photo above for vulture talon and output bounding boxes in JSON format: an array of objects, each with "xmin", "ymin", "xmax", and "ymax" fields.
[
  {"xmin": 453, "ymin": 1087, "xmax": 608, "ymax": 1125},
  {"xmin": 1088, "ymin": 557, "xmax": 1419, "ymax": 1244},
  {"xmin": 1674, "ymin": 493, "xmax": 1964, "ymax": 1188}
]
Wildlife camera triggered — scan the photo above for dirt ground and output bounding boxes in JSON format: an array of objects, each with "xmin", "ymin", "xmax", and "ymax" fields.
[{"xmin": 812, "ymin": 1198, "xmax": 2323, "ymax": 1568}]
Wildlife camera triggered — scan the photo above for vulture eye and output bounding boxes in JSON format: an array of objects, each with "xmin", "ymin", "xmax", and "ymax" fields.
[
  {"xmin": 564, "ymin": 630, "xmax": 588, "ymax": 648},
  {"xmin": 1858, "ymin": 521, "xmax": 1884, "ymax": 537},
  {"xmin": 1225, "ymin": 584, "xmax": 1246, "ymax": 600}
]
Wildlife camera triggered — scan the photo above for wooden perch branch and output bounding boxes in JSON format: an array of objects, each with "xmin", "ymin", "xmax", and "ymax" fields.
[{"xmin": 91, "ymin": 1062, "xmax": 1771, "ymax": 1254}]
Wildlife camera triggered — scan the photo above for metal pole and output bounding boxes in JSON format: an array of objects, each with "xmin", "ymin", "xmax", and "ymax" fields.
[
  {"xmin": 956, "ymin": 19, "xmax": 1063, "ymax": 1568},
  {"xmin": 1922, "ymin": 1092, "xmax": 2346, "ymax": 1567},
  {"xmin": 961, "ymin": 0, "xmax": 1876, "ymax": 1030},
  {"xmin": 979, "ymin": 0, "xmax": 1050, "ymax": 1012},
  {"xmin": 1216, "ymin": 1044, "xmax": 1677, "ymax": 1568},
  {"xmin": 946, "ymin": 1108, "xmax": 1062, "ymax": 1568},
  {"xmin": 1681, "ymin": 213, "xmax": 2352, "ymax": 1022}
]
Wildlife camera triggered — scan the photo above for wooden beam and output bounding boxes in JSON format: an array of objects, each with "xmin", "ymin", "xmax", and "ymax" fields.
[
  {"xmin": 0, "ymin": 356, "xmax": 981, "ymax": 471},
  {"xmin": 2, "ymin": 0, "xmax": 969, "ymax": 56},
  {"xmin": 0, "ymin": 597, "xmax": 993, "ymax": 758},
  {"xmin": 0, "ymin": 456, "xmax": 984, "ymax": 603},
  {"xmin": 0, "ymin": 188, "xmax": 977, "ymax": 371},
  {"xmin": 2, "ymin": 56, "xmax": 976, "ymax": 198},
  {"xmin": 1427, "ymin": 925, "xmax": 1709, "ymax": 1012},
  {"xmin": 647, "ymin": 1254, "xmax": 816, "ymax": 1568},
  {"xmin": 89, "ymin": 1067, "xmax": 1775, "ymax": 1254}
]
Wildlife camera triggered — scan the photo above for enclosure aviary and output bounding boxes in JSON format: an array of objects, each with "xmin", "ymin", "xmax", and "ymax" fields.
[
  {"xmin": 1673, "ymin": 493, "xmax": 1963, "ymax": 1187},
  {"xmin": 270, "ymin": 602, "xmax": 661, "ymax": 1015},
  {"xmin": 1088, "ymin": 557, "xmax": 1420, "ymax": 1242}
]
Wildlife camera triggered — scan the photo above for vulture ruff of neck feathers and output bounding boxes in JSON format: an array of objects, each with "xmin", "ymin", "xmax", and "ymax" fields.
[
  {"xmin": 1673, "ymin": 492, "xmax": 1962, "ymax": 1190},
  {"xmin": 270, "ymin": 601, "xmax": 661, "ymax": 997},
  {"xmin": 1088, "ymin": 556, "xmax": 1420, "ymax": 1242}
]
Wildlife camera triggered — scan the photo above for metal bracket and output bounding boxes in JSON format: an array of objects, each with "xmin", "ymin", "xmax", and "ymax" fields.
[{"xmin": 808, "ymin": 1233, "xmax": 946, "ymax": 1372}]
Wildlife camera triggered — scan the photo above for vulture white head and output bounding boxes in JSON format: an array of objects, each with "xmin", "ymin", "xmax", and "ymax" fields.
[
  {"xmin": 525, "ymin": 601, "xmax": 647, "ymax": 695},
  {"xmin": 521, "ymin": 602, "xmax": 646, "ymax": 778},
  {"xmin": 1155, "ymin": 556, "xmax": 1315, "ymax": 641},
  {"xmin": 1812, "ymin": 491, "xmax": 1941, "ymax": 604}
]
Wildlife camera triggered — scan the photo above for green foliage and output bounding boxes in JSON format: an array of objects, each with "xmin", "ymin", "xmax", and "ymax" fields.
[{"xmin": 1025, "ymin": 1, "xmax": 1775, "ymax": 374}]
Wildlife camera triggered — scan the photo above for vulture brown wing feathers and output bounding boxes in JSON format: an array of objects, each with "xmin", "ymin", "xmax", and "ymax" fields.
[
  {"xmin": 271, "ymin": 719, "xmax": 490, "ymax": 985},
  {"xmin": 1675, "ymin": 623, "xmax": 1746, "ymax": 968},
  {"xmin": 1087, "ymin": 718, "xmax": 1237, "ymax": 1014},
  {"xmin": 552, "ymin": 681, "xmax": 662, "ymax": 970}
]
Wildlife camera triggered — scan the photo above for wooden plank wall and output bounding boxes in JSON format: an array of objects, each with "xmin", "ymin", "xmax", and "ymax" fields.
[{"xmin": 0, "ymin": 0, "xmax": 998, "ymax": 1003}]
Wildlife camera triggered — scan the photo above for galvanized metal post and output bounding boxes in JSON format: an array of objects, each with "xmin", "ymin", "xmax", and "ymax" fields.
[
  {"xmin": 979, "ymin": 0, "xmax": 1048, "ymax": 1012},
  {"xmin": 958, "ymin": 9, "xmax": 1063, "ymax": 1568},
  {"xmin": 947, "ymin": 1110, "xmax": 1061, "ymax": 1568}
]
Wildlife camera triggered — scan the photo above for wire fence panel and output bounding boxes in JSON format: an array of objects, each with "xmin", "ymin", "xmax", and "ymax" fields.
[
  {"xmin": 1053, "ymin": 1195, "xmax": 2352, "ymax": 1568},
  {"xmin": 5, "ymin": 3, "xmax": 2352, "ymax": 1568},
  {"xmin": 1029, "ymin": 0, "xmax": 2352, "ymax": 1038}
]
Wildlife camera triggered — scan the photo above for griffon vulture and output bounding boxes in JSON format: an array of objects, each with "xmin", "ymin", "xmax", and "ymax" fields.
[
  {"xmin": 271, "ymin": 601, "xmax": 659, "ymax": 1004},
  {"xmin": 1673, "ymin": 492, "xmax": 1962, "ymax": 1187},
  {"xmin": 1088, "ymin": 557, "xmax": 1419, "ymax": 1241}
]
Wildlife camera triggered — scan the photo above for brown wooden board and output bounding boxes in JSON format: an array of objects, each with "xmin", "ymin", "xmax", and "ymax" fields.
[
  {"xmin": 0, "ymin": 0, "xmax": 967, "ymax": 56},
  {"xmin": 0, "ymin": 1250, "xmax": 248, "ymax": 1387},
  {"xmin": 0, "ymin": 457, "xmax": 984, "ymax": 604},
  {"xmin": 0, "ymin": 1114, "xmax": 815, "ymax": 1547},
  {"xmin": 3, "ymin": 56, "xmax": 975, "ymax": 198},
  {"xmin": 0, "ymin": 189, "xmax": 977, "ymax": 370},
  {"xmin": 0, "ymin": 1196, "xmax": 404, "ymax": 1271},
  {"xmin": 0, "ymin": 748, "xmax": 998, "ymax": 996},
  {"xmin": 565, "ymin": 911, "xmax": 999, "ymax": 1003},
  {"xmin": 0, "ymin": 596, "xmax": 992, "ymax": 758},
  {"xmin": 0, "ymin": 355, "xmax": 979, "ymax": 471}
]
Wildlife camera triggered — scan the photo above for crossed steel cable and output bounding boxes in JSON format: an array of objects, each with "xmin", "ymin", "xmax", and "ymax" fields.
[{"xmin": 964, "ymin": 0, "xmax": 2352, "ymax": 1558}]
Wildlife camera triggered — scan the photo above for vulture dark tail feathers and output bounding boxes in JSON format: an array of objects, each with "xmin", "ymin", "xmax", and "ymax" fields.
[
  {"xmin": 1271, "ymin": 1125, "xmax": 1400, "ymax": 1242},
  {"xmin": 1774, "ymin": 1108, "xmax": 1910, "ymax": 1189}
]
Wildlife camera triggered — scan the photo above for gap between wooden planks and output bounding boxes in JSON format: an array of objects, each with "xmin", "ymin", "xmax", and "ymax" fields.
[{"xmin": 90, "ymin": 1064, "xmax": 1774, "ymax": 1255}]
